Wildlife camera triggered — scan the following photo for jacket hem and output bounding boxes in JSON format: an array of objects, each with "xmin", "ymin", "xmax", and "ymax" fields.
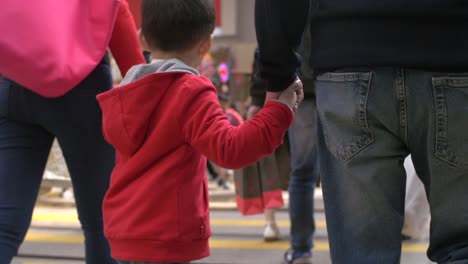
[{"xmin": 109, "ymin": 237, "xmax": 210, "ymax": 262}]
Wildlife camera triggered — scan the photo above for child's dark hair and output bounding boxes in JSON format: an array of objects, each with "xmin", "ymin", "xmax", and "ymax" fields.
[{"xmin": 141, "ymin": 0, "xmax": 216, "ymax": 52}]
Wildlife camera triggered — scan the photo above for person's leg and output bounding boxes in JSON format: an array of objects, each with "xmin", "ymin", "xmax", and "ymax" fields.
[
  {"xmin": 39, "ymin": 63, "xmax": 116, "ymax": 263},
  {"xmin": 206, "ymin": 161, "xmax": 218, "ymax": 180},
  {"xmin": 217, "ymin": 167, "xmax": 231, "ymax": 190},
  {"xmin": 265, "ymin": 208, "xmax": 276, "ymax": 223},
  {"xmin": 263, "ymin": 208, "xmax": 280, "ymax": 241},
  {"xmin": 0, "ymin": 79, "xmax": 54, "ymax": 262},
  {"xmin": 285, "ymin": 99, "xmax": 318, "ymax": 262},
  {"xmin": 208, "ymin": 161, "xmax": 230, "ymax": 189},
  {"xmin": 316, "ymin": 69, "xmax": 409, "ymax": 264},
  {"xmin": 405, "ymin": 70, "xmax": 468, "ymax": 263},
  {"xmin": 402, "ymin": 155, "xmax": 430, "ymax": 240}
]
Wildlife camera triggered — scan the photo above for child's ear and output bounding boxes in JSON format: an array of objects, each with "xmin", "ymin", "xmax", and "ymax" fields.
[
  {"xmin": 199, "ymin": 35, "xmax": 213, "ymax": 56},
  {"xmin": 138, "ymin": 29, "xmax": 150, "ymax": 51}
]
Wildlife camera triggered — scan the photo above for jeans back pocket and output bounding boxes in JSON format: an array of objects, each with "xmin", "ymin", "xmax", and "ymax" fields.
[
  {"xmin": 432, "ymin": 76, "xmax": 468, "ymax": 169},
  {"xmin": 316, "ymin": 72, "xmax": 374, "ymax": 161}
]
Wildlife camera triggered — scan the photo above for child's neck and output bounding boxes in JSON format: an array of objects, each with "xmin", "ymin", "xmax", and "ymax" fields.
[{"xmin": 150, "ymin": 50, "xmax": 200, "ymax": 69}]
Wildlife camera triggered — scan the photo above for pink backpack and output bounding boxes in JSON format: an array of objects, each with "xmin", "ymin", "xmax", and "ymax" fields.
[{"xmin": 0, "ymin": 0, "xmax": 120, "ymax": 97}]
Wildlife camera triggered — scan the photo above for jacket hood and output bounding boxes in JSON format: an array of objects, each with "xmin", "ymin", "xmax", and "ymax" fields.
[
  {"xmin": 120, "ymin": 58, "xmax": 199, "ymax": 85},
  {"xmin": 97, "ymin": 59, "xmax": 199, "ymax": 156}
]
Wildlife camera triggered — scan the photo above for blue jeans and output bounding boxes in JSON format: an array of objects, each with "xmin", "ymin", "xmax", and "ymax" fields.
[
  {"xmin": 0, "ymin": 63, "xmax": 116, "ymax": 264},
  {"xmin": 315, "ymin": 68, "xmax": 468, "ymax": 264},
  {"xmin": 288, "ymin": 99, "xmax": 319, "ymax": 253}
]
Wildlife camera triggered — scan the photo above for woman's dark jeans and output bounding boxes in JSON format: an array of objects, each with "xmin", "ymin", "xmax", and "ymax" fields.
[{"xmin": 0, "ymin": 63, "xmax": 116, "ymax": 264}]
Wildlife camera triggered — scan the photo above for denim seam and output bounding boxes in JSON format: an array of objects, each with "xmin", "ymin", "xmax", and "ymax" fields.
[
  {"xmin": 433, "ymin": 77, "xmax": 468, "ymax": 87},
  {"xmin": 396, "ymin": 69, "xmax": 408, "ymax": 143},
  {"xmin": 432, "ymin": 78, "xmax": 468, "ymax": 169},
  {"xmin": 316, "ymin": 72, "xmax": 370, "ymax": 82}
]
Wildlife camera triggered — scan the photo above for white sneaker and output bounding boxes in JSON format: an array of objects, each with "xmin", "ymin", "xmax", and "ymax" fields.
[{"xmin": 263, "ymin": 222, "xmax": 280, "ymax": 242}]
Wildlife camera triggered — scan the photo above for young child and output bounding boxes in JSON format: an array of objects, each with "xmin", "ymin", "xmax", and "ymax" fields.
[{"xmin": 96, "ymin": 0, "xmax": 302, "ymax": 263}]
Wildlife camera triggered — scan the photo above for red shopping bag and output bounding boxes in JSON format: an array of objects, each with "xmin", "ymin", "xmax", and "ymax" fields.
[{"xmin": 234, "ymin": 141, "xmax": 291, "ymax": 216}]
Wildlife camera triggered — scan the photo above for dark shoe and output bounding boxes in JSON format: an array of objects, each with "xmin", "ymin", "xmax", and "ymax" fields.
[
  {"xmin": 221, "ymin": 181, "xmax": 231, "ymax": 190},
  {"xmin": 282, "ymin": 249, "xmax": 313, "ymax": 264},
  {"xmin": 214, "ymin": 176, "xmax": 223, "ymax": 185},
  {"xmin": 215, "ymin": 176, "xmax": 229, "ymax": 189}
]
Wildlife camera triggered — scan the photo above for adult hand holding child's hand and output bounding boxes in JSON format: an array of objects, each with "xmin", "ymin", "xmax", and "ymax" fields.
[{"xmin": 266, "ymin": 78, "xmax": 303, "ymax": 113}]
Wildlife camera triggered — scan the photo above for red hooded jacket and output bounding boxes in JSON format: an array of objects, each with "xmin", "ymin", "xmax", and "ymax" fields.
[{"xmin": 97, "ymin": 59, "xmax": 293, "ymax": 262}]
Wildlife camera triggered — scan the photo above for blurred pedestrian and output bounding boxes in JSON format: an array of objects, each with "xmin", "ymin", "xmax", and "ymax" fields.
[
  {"xmin": 235, "ymin": 49, "xmax": 292, "ymax": 242},
  {"xmin": 281, "ymin": 15, "xmax": 318, "ymax": 262},
  {"xmin": 209, "ymin": 93, "xmax": 245, "ymax": 190},
  {"xmin": 402, "ymin": 155, "xmax": 430, "ymax": 241}
]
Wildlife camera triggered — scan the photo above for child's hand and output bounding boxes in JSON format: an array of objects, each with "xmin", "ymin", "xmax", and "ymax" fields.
[
  {"xmin": 278, "ymin": 78, "xmax": 303, "ymax": 111},
  {"xmin": 294, "ymin": 78, "xmax": 304, "ymax": 110}
]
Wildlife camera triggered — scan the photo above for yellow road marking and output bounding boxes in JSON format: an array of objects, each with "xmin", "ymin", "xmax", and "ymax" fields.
[
  {"xmin": 24, "ymin": 232, "xmax": 428, "ymax": 253},
  {"xmin": 31, "ymin": 213, "xmax": 327, "ymax": 228},
  {"xmin": 23, "ymin": 263, "xmax": 56, "ymax": 264},
  {"xmin": 402, "ymin": 243, "xmax": 430, "ymax": 253},
  {"xmin": 211, "ymin": 219, "xmax": 326, "ymax": 228},
  {"xmin": 25, "ymin": 232, "xmax": 83, "ymax": 244},
  {"xmin": 209, "ymin": 239, "xmax": 328, "ymax": 250},
  {"xmin": 32, "ymin": 213, "xmax": 78, "ymax": 222},
  {"xmin": 30, "ymin": 213, "xmax": 427, "ymax": 253}
]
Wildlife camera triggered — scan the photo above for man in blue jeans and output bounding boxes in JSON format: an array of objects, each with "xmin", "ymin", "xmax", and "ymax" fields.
[
  {"xmin": 284, "ymin": 96, "xmax": 318, "ymax": 264},
  {"xmin": 284, "ymin": 18, "xmax": 318, "ymax": 264},
  {"xmin": 255, "ymin": 1, "xmax": 468, "ymax": 263},
  {"xmin": 250, "ymin": 19, "xmax": 318, "ymax": 263}
]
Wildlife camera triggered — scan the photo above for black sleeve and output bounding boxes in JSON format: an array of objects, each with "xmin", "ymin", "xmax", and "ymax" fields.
[
  {"xmin": 255, "ymin": 0, "xmax": 310, "ymax": 92},
  {"xmin": 250, "ymin": 49, "xmax": 267, "ymax": 107}
]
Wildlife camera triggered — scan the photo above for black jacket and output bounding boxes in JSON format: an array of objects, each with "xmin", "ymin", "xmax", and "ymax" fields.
[
  {"xmin": 250, "ymin": 17, "xmax": 315, "ymax": 107},
  {"xmin": 255, "ymin": 0, "xmax": 468, "ymax": 92}
]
